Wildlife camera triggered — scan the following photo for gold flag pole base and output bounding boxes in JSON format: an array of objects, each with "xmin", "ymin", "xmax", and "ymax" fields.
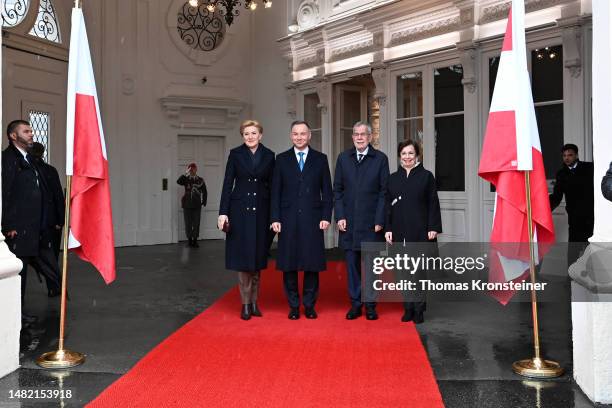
[
  {"xmin": 512, "ymin": 357, "xmax": 564, "ymax": 378},
  {"xmin": 36, "ymin": 349, "xmax": 85, "ymax": 369}
]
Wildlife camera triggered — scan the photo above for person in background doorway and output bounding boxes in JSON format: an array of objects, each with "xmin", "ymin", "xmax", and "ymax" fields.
[
  {"xmin": 549, "ymin": 144, "xmax": 594, "ymax": 266},
  {"xmin": 218, "ymin": 120, "xmax": 275, "ymax": 320},
  {"xmin": 177, "ymin": 163, "xmax": 207, "ymax": 248}
]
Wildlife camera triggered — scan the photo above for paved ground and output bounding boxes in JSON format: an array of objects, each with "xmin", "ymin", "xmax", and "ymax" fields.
[{"xmin": 0, "ymin": 241, "xmax": 607, "ymax": 407}]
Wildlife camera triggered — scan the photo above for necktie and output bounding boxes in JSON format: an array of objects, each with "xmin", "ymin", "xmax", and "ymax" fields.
[
  {"xmin": 298, "ymin": 152, "xmax": 305, "ymax": 172},
  {"xmin": 357, "ymin": 153, "xmax": 364, "ymax": 163}
]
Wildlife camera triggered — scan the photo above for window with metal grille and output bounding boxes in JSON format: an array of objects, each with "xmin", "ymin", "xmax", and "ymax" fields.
[
  {"xmin": 1, "ymin": 0, "xmax": 30, "ymax": 28},
  {"xmin": 29, "ymin": 110, "xmax": 51, "ymax": 162},
  {"xmin": 28, "ymin": 0, "xmax": 61, "ymax": 43}
]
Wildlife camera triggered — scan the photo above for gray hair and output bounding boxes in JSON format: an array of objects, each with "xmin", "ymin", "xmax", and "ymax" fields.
[{"xmin": 353, "ymin": 121, "xmax": 372, "ymax": 135}]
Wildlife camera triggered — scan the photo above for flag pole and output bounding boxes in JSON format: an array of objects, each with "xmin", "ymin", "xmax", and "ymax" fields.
[
  {"xmin": 511, "ymin": 171, "xmax": 563, "ymax": 378},
  {"xmin": 36, "ymin": 0, "xmax": 85, "ymax": 369}
]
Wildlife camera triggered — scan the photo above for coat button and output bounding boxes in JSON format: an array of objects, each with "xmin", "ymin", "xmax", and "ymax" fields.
[
  {"xmin": 253, "ymin": 193, "xmax": 257, "ymax": 196},
  {"xmin": 247, "ymin": 193, "xmax": 251, "ymax": 196},
  {"xmin": 254, "ymin": 178, "xmax": 258, "ymax": 181},
  {"xmin": 253, "ymin": 207, "xmax": 256, "ymax": 211},
  {"xmin": 246, "ymin": 207, "xmax": 250, "ymax": 211}
]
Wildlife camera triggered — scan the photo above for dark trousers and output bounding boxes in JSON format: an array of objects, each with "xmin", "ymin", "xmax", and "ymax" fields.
[
  {"xmin": 567, "ymin": 219, "xmax": 594, "ymax": 267},
  {"xmin": 18, "ymin": 246, "xmax": 61, "ymax": 303},
  {"xmin": 282, "ymin": 271, "xmax": 319, "ymax": 308},
  {"xmin": 183, "ymin": 207, "xmax": 202, "ymax": 240},
  {"xmin": 345, "ymin": 250, "xmax": 376, "ymax": 308}
]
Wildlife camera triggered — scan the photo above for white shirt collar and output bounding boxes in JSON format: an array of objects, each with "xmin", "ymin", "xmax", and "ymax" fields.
[
  {"xmin": 15, "ymin": 145, "xmax": 28, "ymax": 160},
  {"xmin": 356, "ymin": 146, "xmax": 369, "ymax": 157},
  {"xmin": 294, "ymin": 146, "xmax": 309, "ymax": 160},
  {"xmin": 568, "ymin": 161, "xmax": 579, "ymax": 170}
]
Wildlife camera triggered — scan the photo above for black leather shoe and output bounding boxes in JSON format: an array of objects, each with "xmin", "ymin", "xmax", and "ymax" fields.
[
  {"xmin": 304, "ymin": 307, "xmax": 318, "ymax": 319},
  {"xmin": 192, "ymin": 240, "xmax": 199, "ymax": 248},
  {"xmin": 240, "ymin": 304, "xmax": 251, "ymax": 320},
  {"xmin": 288, "ymin": 307, "xmax": 300, "ymax": 320},
  {"xmin": 413, "ymin": 311, "xmax": 424, "ymax": 324},
  {"xmin": 251, "ymin": 303, "xmax": 262, "ymax": 317},
  {"xmin": 365, "ymin": 307, "xmax": 378, "ymax": 320},
  {"xmin": 345, "ymin": 306, "xmax": 362, "ymax": 320},
  {"xmin": 401, "ymin": 308, "xmax": 414, "ymax": 322}
]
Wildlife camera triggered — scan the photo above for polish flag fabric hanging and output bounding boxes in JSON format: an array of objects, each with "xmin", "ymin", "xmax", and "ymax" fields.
[
  {"xmin": 478, "ymin": 0, "xmax": 555, "ymax": 304},
  {"xmin": 66, "ymin": 7, "xmax": 116, "ymax": 284}
]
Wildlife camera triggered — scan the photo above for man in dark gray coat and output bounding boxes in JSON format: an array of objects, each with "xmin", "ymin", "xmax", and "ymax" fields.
[
  {"xmin": 334, "ymin": 122, "xmax": 389, "ymax": 320},
  {"xmin": 271, "ymin": 121, "xmax": 333, "ymax": 320}
]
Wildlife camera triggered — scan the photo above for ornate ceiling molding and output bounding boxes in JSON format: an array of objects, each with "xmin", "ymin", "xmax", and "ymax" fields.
[
  {"xmin": 389, "ymin": 15, "xmax": 461, "ymax": 47},
  {"xmin": 480, "ymin": 0, "xmax": 572, "ymax": 25}
]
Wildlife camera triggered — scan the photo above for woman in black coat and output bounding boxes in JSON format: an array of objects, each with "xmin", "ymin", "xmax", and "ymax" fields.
[
  {"xmin": 218, "ymin": 120, "xmax": 275, "ymax": 320},
  {"xmin": 385, "ymin": 140, "xmax": 442, "ymax": 324}
]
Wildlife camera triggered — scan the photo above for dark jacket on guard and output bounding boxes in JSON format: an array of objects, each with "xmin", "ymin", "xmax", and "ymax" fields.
[
  {"xmin": 219, "ymin": 143, "xmax": 275, "ymax": 272},
  {"xmin": 334, "ymin": 145, "xmax": 389, "ymax": 250},
  {"xmin": 271, "ymin": 147, "xmax": 332, "ymax": 272},
  {"xmin": 1, "ymin": 144, "xmax": 43, "ymax": 257},
  {"xmin": 177, "ymin": 174, "xmax": 207, "ymax": 208}
]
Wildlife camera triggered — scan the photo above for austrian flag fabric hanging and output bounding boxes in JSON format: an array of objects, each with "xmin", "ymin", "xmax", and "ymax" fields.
[
  {"xmin": 478, "ymin": 0, "xmax": 555, "ymax": 303},
  {"xmin": 66, "ymin": 7, "xmax": 116, "ymax": 284}
]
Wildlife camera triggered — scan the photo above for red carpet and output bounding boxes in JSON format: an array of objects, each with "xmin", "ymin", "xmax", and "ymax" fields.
[{"xmin": 87, "ymin": 262, "xmax": 444, "ymax": 408}]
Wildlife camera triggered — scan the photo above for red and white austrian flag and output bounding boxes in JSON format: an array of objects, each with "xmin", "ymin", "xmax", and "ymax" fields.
[{"xmin": 478, "ymin": 0, "xmax": 555, "ymax": 303}]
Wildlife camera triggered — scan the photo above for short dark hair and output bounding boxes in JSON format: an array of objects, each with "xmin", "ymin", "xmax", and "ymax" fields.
[
  {"xmin": 6, "ymin": 119, "xmax": 30, "ymax": 144},
  {"xmin": 562, "ymin": 143, "xmax": 578, "ymax": 154},
  {"xmin": 397, "ymin": 139, "xmax": 421, "ymax": 158},
  {"xmin": 290, "ymin": 120, "xmax": 311, "ymax": 132},
  {"xmin": 30, "ymin": 142, "xmax": 45, "ymax": 160}
]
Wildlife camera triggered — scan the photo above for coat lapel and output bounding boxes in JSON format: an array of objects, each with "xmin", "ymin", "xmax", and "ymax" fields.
[
  {"xmin": 238, "ymin": 144, "xmax": 257, "ymax": 176},
  {"xmin": 302, "ymin": 147, "xmax": 316, "ymax": 175}
]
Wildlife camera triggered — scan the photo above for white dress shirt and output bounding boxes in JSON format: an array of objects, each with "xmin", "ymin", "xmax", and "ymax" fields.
[{"xmin": 294, "ymin": 146, "xmax": 309, "ymax": 164}]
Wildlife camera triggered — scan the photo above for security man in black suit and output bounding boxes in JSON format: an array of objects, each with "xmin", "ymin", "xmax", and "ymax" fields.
[
  {"xmin": 271, "ymin": 120, "xmax": 333, "ymax": 320},
  {"xmin": 1, "ymin": 120, "xmax": 60, "ymax": 323},
  {"xmin": 333, "ymin": 121, "xmax": 389, "ymax": 320},
  {"xmin": 30, "ymin": 142, "xmax": 64, "ymax": 296},
  {"xmin": 549, "ymin": 143, "xmax": 594, "ymax": 266}
]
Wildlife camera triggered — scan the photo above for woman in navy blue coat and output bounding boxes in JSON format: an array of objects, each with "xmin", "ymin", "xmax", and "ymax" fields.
[
  {"xmin": 218, "ymin": 120, "xmax": 275, "ymax": 320},
  {"xmin": 385, "ymin": 140, "xmax": 442, "ymax": 324}
]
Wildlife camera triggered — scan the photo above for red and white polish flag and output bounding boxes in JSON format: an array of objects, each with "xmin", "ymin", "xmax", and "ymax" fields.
[
  {"xmin": 478, "ymin": 0, "xmax": 555, "ymax": 304},
  {"xmin": 66, "ymin": 7, "xmax": 116, "ymax": 284}
]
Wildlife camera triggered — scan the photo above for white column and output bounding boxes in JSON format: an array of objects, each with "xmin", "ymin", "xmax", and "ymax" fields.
[
  {"xmin": 570, "ymin": 0, "xmax": 612, "ymax": 404},
  {"xmin": 0, "ymin": 31, "xmax": 23, "ymax": 379}
]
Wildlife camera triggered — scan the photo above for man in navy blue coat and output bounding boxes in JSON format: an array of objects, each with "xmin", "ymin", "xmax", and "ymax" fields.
[
  {"xmin": 271, "ymin": 120, "xmax": 333, "ymax": 320},
  {"xmin": 333, "ymin": 122, "xmax": 389, "ymax": 320}
]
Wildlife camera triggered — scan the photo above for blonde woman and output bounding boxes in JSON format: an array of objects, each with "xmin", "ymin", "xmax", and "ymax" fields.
[{"xmin": 218, "ymin": 120, "xmax": 275, "ymax": 320}]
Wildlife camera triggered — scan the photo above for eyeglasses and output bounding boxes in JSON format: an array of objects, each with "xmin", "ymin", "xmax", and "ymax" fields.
[{"xmin": 352, "ymin": 133, "xmax": 369, "ymax": 137}]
